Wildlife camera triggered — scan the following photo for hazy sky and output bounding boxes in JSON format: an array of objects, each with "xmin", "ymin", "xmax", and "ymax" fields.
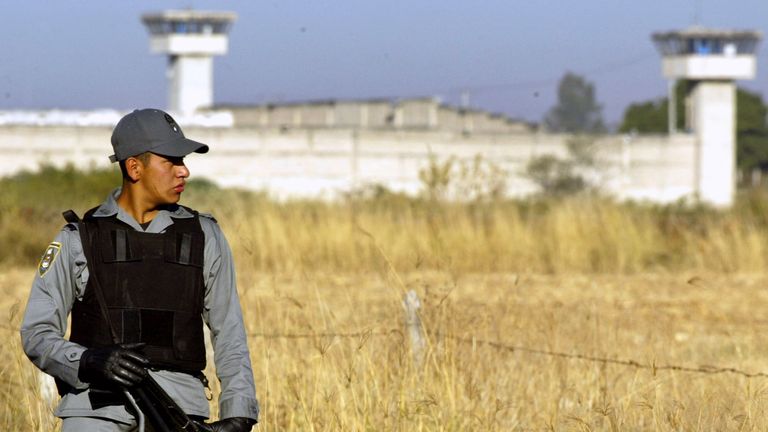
[{"xmin": 1, "ymin": 1, "xmax": 767, "ymax": 126}]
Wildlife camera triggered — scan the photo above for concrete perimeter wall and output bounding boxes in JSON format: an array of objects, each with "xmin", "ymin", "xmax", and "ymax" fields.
[{"xmin": 0, "ymin": 125, "xmax": 697, "ymax": 203}]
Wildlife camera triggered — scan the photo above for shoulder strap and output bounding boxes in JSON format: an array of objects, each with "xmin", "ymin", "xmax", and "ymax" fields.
[
  {"xmin": 62, "ymin": 209, "xmax": 80, "ymax": 224},
  {"xmin": 62, "ymin": 209, "xmax": 121, "ymax": 345}
]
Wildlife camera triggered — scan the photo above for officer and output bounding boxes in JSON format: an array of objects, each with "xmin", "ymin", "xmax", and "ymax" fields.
[{"xmin": 20, "ymin": 109, "xmax": 259, "ymax": 431}]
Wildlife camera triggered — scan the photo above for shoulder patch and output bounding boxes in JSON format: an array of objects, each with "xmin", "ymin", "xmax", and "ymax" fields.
[{"xmin": 38, "ymin": 242, "xmax": 62, "ymax": 277}]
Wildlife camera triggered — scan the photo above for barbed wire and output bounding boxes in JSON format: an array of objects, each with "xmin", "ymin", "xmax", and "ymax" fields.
[
  {"xmin": 4, "ymin": 321, "xmax": 765, "ymax": 379},
  {"xmin": 246, "ymin": 328, "xmax": 768, "ymax": 379},
  {"xmin": 436, "ymin": 333, "xmax": 768, "ymax": 379}
]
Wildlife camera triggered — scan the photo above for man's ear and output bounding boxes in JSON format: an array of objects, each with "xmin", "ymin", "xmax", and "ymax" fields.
[{"xmin": 124, "ymin": 157, "xmax": 143, "ymax": 182}]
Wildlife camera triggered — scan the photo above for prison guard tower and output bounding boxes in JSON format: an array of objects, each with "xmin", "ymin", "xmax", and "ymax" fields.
[
  {"xmin": 142, "ymin": 10, "xmax": 237, "ymax": 114},
  {"xmin": 652, "ymin": 27, "xmax": 761, "ymax": 207}
]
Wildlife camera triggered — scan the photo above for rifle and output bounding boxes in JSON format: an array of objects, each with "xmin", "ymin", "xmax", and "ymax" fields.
[{"xmin": 123, "ymin": 372, "xmax": 207, "ymax": 432}]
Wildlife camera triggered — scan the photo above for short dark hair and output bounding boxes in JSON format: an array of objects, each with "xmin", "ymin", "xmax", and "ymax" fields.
[{"xmin": 119, "ymin": 152, "xmax": 152, "ymax": 180}]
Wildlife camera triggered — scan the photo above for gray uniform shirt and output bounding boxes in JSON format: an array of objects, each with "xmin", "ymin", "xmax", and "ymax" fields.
[{"xmin": 20, "ymin": 188, "xmax": 259, "ymax": 423}]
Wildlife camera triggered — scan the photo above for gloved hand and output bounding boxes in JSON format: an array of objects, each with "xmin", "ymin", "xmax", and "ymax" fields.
[
  {"xmin": 77, "ymin": 343, "xmax": 149, "ymax": 388},
  {"xmin": 192, "ymin": 417, "xmax": 256, "ymax": 432}
]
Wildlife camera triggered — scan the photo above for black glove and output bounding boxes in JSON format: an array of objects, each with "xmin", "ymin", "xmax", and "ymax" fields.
[
  {"xmin": 78, "ymin": 343, "xmax": 150, "ymax": 388},
  {"xmin": 192, "ymin": 417, "xmax": 256, "ymax": 432}
]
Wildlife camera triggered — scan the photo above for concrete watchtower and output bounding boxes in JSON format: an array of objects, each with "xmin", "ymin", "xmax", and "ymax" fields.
[
  {"xmin": 141, "ymin": 10, "xmax": 237, "ymax": 114},
  {"xmin": 652, "ymin": 27, "xmax": 761, "ymax": 207}
]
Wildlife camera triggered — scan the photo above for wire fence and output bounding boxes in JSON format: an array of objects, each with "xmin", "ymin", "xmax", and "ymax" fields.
[
  {"xmin": 439, "ymin": 333, "xmax": 768, "ymax": 379},
  {"xmin": 4, "ymin": 323, "xmax": 766, "ymax": 380},
  {"xmin": 247, "ymin": 328, "xmax": 768, "ymax": 379}
]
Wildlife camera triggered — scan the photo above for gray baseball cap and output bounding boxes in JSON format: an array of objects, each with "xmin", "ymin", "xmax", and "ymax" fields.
[{"xmin": 109, "ymin": 108, "xmax": 209, "ymax": 163}]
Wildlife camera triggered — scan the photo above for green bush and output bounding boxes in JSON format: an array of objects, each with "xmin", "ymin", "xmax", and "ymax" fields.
[{"xmin": 0, "ymin": 164, "xmax": 224, "ymax": 266}]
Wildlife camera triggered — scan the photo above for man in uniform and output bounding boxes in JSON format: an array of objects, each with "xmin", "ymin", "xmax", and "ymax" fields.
[{"xmin": 20, "ymin": 108, "xmax": 259, "ymax": 431}]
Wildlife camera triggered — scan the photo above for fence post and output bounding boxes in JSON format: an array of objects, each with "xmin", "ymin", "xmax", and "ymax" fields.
[{"xmin": 403, "ymin": 290, "xmax": 425, "ymax": 369}]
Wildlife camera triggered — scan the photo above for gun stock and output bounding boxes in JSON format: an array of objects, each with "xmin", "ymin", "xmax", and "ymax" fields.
[{"xmin": 125, "ymin": 373, "xmax": 203, "ymax": 432}]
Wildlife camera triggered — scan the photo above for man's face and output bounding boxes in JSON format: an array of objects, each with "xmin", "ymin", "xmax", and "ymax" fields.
[{"xmin": 138, "ymin": 153, "xmax": 190, "ymax": 205}]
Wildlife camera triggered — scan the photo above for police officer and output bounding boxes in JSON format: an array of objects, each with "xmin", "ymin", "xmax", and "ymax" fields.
[{"xmin": 20, "ymin": 109, "xmax": 259, "ymax": 431}]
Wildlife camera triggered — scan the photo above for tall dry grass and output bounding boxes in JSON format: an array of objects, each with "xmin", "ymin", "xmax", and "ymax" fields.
[
  {"xmin": 3, "ymin": 164, "xmax": 768, "ymax": 274},
  {"xmin": 187, "ymin": 188, "xmax": 768, "ymax": 275},
  {"xmin": 3, "ymin": 166, "xmax": 768, "ymax": 430},
  {"xmin": 4, "ymin": 269, "xmax": 768, "ymax": 430}
]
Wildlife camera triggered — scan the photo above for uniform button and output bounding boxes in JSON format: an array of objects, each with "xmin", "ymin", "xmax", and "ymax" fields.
[{"xmin": 68, "ymin": 352, "xmax": 79, "ymax": 360}]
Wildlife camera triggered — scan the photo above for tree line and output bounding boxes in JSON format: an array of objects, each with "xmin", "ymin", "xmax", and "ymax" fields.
[{"xmin": 544, "ymin": 72, "xmax": 768, "ymax": 177}]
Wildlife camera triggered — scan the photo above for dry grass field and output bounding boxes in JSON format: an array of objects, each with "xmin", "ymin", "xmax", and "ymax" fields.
[
  {"xmin": 3, "ymin": 167, "xmax": 768, "ymax": 430},
  {"xmin": 4, "ymin": 268, "xmax": 768, "ymax": 431}
]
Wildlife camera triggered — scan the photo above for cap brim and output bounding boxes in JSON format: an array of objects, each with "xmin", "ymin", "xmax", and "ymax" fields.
[{"xmin": 150, "ymin": 138, "xmax": 209, "ymax": 158}]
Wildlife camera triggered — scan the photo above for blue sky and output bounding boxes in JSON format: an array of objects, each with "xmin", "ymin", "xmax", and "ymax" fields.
[{"xmin": 1, "ymin": 1, "xmax": 766, "ymax": 126}]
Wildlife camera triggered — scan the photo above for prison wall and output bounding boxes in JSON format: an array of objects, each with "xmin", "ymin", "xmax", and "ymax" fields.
[{"xmin": 0, "ymin": 125, "xmax": 696, "ymax": 203}]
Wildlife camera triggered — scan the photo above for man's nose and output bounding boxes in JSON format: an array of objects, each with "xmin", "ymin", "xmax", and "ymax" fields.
[{"xmin": 177, "ymin": 164, "xmax": 190, "ymax": 178}]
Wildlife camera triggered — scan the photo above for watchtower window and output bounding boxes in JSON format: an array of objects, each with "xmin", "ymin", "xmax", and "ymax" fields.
[
  {"xmin": 688, "ymin": 38, "xmax": 718, "ymax": 54},
  {"xmin": 168, "ymin": 20, "xmax": 230, "ymax": 34},
  {"xmin": 143, "ymin": 20, "xmax": 225, "ymax": 35}
]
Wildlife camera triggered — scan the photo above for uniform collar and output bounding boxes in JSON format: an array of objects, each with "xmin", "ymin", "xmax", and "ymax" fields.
[{"xmin": 91, "ymin": 188, "xmax": 195, "ymax": 233}]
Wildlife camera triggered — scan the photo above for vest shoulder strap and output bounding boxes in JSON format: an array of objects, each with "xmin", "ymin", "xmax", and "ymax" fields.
[
  {"xmin": 62, "ymin": 209, "xmax": 80, "ymax": 224},
  {"xmin": 82, "ymin": 206, "xmax": 101, "ymax": 221},
  {"xmin": 198, "ymin": 212, "xmax": 218, "ymax": 224}
]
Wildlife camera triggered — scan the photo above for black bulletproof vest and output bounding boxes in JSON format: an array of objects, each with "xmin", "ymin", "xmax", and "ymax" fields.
[{"xmin": 70, "ymin": 209, "xmax": 207, "ymax": 373}]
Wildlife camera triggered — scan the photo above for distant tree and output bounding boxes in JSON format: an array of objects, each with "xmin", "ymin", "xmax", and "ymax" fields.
[
  {"xmin": 525, "ymin": 136, "xmax": 598, "ymax": 197},
  {"xmin": 619, "ymin": 81, "xmax": 687, "ymax": 133},
  {"xmin": 526, "ymin": 155, "xmax": 586, "ymax": 196},
  {"xmin": 619, "ymin": 83, "xmax": 768, "ymax": 173},
  {"xmin": 736, "ymin": 88, "xmax": 768, "ymax": 173},
  {"xmin": 544, "ymin": 72, "xmax": 605, "ymax": 133}
]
